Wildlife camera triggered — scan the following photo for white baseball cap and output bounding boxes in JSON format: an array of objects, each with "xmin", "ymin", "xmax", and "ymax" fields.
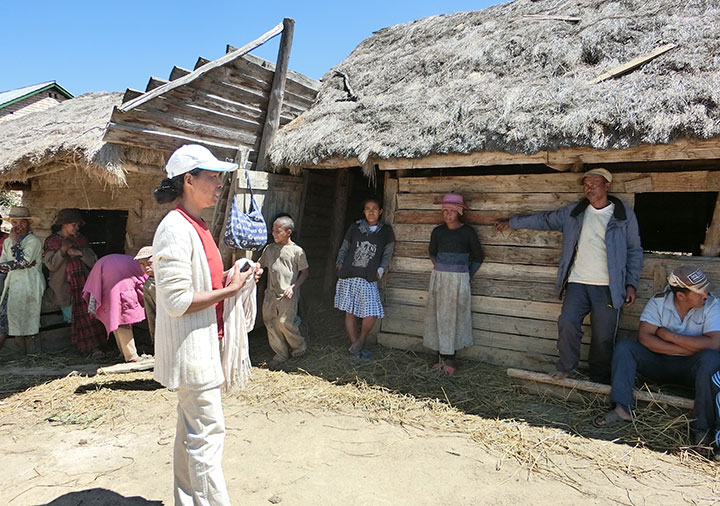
[{"xmin": 165, "ymin": 144, "xmax": 238, "ymax": 178}]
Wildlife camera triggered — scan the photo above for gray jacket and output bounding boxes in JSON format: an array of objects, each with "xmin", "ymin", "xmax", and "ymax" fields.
[{"xmin": 509, "ymin": 196, "xmax": 643, "ymax": 309}]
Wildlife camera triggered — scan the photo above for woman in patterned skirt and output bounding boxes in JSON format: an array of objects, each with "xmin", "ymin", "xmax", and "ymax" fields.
[{"xmin": 334, "ymin": 198, "xmax": 395, "ymax": 358}]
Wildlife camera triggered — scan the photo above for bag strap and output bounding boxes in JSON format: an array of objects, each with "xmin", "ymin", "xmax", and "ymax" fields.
[{"xmin": 243, "ymin": 170, "xmax": 261, "ymax": 214}]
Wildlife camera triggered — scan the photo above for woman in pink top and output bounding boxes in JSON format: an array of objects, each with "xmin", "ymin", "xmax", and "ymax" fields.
[
  {"xmin": 82, "ymin": 253, "xmax": 148, "ymax": 362},
  {"xmin": 152, "ymin": 144, "xmax": 262, "ymax": 506}
]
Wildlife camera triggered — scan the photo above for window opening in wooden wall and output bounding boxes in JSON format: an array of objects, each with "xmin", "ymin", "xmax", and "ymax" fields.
[
  {"xmin": 79, "ymin": 209, "xmax": 128, "ymax": 258},
  {"xmin": 634, "ymin": 192, "xmax": 717, "ymax": 255}
]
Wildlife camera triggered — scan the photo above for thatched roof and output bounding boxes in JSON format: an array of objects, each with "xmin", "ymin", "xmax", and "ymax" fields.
[
  {"xmin": 270, "ymin": 0, "xmax": 720, "ymax": 170},
  {"xmin": 0, "ymin": 92, "xmax": 165, "ymax": 186}
]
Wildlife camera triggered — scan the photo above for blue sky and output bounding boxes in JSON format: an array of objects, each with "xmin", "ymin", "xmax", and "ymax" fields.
[{"xmin": 1, "ymin": 1, "xmax": 498, "ymax": 96}]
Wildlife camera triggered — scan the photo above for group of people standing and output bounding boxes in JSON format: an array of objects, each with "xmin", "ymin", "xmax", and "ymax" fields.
[
  {"xmin": 4, "ymin": 142, "xmax": 720, "ymax": 504},
  {"xmin": 0, "ymin": 206, "xmax": 156, "ymax": 362},
  {"xmin": 335, "ymin": 166, "xmax": 720, "ymax": 453}
]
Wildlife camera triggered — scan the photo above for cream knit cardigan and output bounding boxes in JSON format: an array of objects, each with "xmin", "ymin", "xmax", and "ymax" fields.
[{"xmin": 152, "ymin": 209, "xmax": 224, "ymax": 391}]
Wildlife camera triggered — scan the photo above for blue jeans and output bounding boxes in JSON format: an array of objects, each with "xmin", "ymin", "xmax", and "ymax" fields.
[
  {"xmin": 557, "ymin": 283, "xmax": 619, "ymax": 382},
  {"xmin": 611, "ymin": 340, "xmax": 720, "ymax": 434}
]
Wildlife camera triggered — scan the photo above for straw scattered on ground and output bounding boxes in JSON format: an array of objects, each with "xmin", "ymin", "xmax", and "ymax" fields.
[{"xmin": 1, "ymin": 300, "xmax": 718, "ymax": 493}]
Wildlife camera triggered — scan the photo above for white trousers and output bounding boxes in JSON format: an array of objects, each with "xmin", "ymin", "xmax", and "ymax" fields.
[{"xmin": 174, "ymin": 387, "xmax": 231, "ymax": 506}]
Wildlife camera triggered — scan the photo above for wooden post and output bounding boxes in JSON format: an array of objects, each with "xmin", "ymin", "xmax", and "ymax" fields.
[
  {"xmin": 383, "ymin": 172, "xmax": 398, "ymax": 226},
  {"xmin": 324, "ymin": 169, "xmax": 351, "ymax": 295},
  {"xmin": 255, "ymin": 18, "xmax": 295, "ymax": 172},
  {"xmin": 214, "ymin": 148, "xmax": 249, "ymax": 266},
  {"xmin": 702, "ymin": 195, "xmax": 720, "ymax": 257},
  {"xmin": 506, "ymin": 368, "xmax": 693, "ymax": 410},
  {"xmin": 652, "ymin": 264, "xmax": 667, "ymax": 292}
]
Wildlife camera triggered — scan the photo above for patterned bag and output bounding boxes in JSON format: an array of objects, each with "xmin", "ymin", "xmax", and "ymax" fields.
[{"xmin": 224, "ymin": 170, "xmax": 268, "ymax": 250}]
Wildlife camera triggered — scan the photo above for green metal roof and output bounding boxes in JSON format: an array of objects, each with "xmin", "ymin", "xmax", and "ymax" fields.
[{"xmin": 0, "ymin": 81, "xmax": 74, "ymax": 110}]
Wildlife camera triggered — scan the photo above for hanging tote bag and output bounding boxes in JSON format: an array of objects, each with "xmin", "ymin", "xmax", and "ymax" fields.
[{"xmin": 224, "ymin": 170, "xmax": 268, "ymax": 251}]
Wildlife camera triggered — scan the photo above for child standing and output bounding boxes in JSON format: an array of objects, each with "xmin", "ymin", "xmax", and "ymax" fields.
[
  {"xmin": 424, "ymin": 193, "xmax": 484, "ymax": 376},
  {"xmin": 134, "ymin": 246, "xmax": 156, "ymax": 343},
  {"xmin": 259, "ymin": 216, "xmax": 309, "ymax": 366},
  {"xmin": 335, "ymin": 198, "xmax": 395, "ymax": 358}
]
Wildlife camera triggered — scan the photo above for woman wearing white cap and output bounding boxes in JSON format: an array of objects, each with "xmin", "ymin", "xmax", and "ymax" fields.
[{"xmin": 152, "ymin": 144, "xmax": 261, "ymax": 506}]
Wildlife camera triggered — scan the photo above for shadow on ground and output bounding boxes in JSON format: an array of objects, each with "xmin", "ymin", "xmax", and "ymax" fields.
[
  {"xmin": 75, "ymin": 378, "xmax": 163, "ymax": 394},
  {"xmin": 38, "ymin": 488, "xmax": 163, "ymax": 505},
  {"xmin": 0, "ymin": 327, "xmax": 155, "ymax": 401}
]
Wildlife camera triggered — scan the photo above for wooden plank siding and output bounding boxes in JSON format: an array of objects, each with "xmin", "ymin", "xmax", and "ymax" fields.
[
  {"xmin": 296, "ymin": 171, "xmax": 338, "ymax": 296},
  {"xmin": 105, "ymin": 53, "xmax": 319, "ymax": 161},
  {"xmin": 380, "ymin": 170, "xmax": 720, "ymax": 372}
]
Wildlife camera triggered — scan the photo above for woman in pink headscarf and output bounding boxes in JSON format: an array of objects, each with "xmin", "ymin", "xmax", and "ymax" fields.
[{"xmin": 424, "ymin": 192, "xmax": 484, "ymax": 376}]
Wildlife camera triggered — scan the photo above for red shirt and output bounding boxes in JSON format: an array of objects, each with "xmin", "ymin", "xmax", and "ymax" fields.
[{"xmin": 175, "ymin": 206, "xmax": 224, "ymax": 338}]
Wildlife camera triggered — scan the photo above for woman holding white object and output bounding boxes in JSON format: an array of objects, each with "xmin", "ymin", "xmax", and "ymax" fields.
[{"xmin": 152, "ymin": 144, "xmax": 262, "ymax": 506}]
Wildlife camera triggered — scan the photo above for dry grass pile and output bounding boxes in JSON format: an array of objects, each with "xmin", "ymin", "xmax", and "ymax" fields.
[{"xmin": 0, "ymin": 301, "xmax": 717, "ymax": 489}]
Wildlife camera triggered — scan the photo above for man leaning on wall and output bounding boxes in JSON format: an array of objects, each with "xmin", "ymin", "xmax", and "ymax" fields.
[{"xmin": 495, "ymin": 168, "xmax": 644, "ymax": 383}]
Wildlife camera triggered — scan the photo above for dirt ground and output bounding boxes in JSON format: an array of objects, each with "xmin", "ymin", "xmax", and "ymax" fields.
[{"xmin": 2, "ymin": 309, "xmax": 720, "ymax": 506}]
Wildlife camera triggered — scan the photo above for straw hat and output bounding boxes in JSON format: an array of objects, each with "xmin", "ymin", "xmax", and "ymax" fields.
[
  {"xmin": 7, "ymin": 206, "xmax": 38, "ymax": 221},
  {"xmin": 133, "ymin": 246, "xmax": 153, "ymax": 261}
]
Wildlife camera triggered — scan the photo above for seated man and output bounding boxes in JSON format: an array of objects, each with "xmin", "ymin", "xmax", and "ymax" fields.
[{"xmin": 596, "ymin": 266, "xmax": 720, "ymax": 444}]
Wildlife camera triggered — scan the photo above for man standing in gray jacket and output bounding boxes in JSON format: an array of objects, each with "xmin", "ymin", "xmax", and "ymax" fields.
[{"xmin": 495, "ymin": 168, "xmax": 644, "ymax": 383}]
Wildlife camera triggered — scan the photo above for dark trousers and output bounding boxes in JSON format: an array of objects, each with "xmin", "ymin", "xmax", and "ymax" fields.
[
  {"xmin": 557, "ymin": 283, "xmax": 619, "ymax": 382},
  {"xmin": 611, "ymin": 340, "xmax": 720, "ymax": 433}
]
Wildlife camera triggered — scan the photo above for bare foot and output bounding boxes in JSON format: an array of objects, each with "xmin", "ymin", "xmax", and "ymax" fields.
[
  {"xmin": 349, "ymin": 339, "xmax": 364, "ymax": 354},
  {"xmin": 549, "ymin": 370, "xmax": 572, "ymax": 380}
]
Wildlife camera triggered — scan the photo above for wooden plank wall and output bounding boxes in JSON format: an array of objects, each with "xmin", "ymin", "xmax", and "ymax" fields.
[
  {"xmin": 23, "ymin": 168, "xmax": 169, "ymax": 255},
  {"xmin": 296, "ymin": 171, "xmax": 338, "ymax": 296},
  {"xmin": 105, "ymin": 54, "xmax": 320, "ymax": 164},
  {"xmin": 379, "ymin": 170, "xmax": 720, "ymax": 372}
]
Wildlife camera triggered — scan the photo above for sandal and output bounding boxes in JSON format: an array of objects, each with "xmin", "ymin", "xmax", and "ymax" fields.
[
  {"xmin": 442, "ymin": 365, "xmax": 456, "ymax": 376},
  {"xmin": 431, "ymin": 362, "xmax": 442, "ymax": 371},
  {"xmin": 593, "ymin": 410, "xmax": 631, "ymax": 428}
]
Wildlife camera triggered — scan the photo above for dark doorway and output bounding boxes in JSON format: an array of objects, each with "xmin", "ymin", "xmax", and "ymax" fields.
[
  {"xmin": 296, "ymin": 168, "xmax": 384, "ymax": 299},
  {"xmin": 343, "ymin": 170, "xmax": 384, "ymax": 234},
  {"xmin": 634, "ymin": 192, "xmax": 717, "ymax": 255},
  {"xmin": 79, "ymin": 210, "xmax": 128, "ymax": 258}
]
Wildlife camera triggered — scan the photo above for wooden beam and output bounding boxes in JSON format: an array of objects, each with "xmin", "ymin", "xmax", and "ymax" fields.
[
  {"xmin": 227, "ymin": 50, "xmax": 321, "ymax": 93},
  {"xmin": 256, "ymin": 18, "xmax": 295, "ymax": 172},
  {"xmin": 118, "ymin": 22, "xmax": 284, "ymax": 113},
  {"xmin": 397, "ymin": 170, "xmax": 720, "ymax": 194},
  {"xmin": 146, "ymin": 77, "xmax": 168, "ymax": 91},
  {"xmin": 506, "ymin": 368, "xmax": 693, "ymax": 410},
  {"xmin": 524, "ymin": 15, "xmax": 581, "ymax": 23},
  {"xmin": 372, "ymin": 137, "xmax": 720, "ymax": 172},
  {"xmin": 587, "ymin": 43, "xmax": 678, "ymax": 85},
  {"xmin": 169, "ymin": 66, "xmax": 191, "ymax": 81},
  {"xmin": 97, "ymin": 358, "xmax": 155, "ymax": 375},
  {"xmin": 103, "ymin": 122, "xmax": 241, "ymax": 161},
  {"xmin": 324, "ymin": 169, "xmax": 351, "ymax": 295},
  {"xmin": 121, "ymin": 89, "xmax": 143, "ymax": 104},
  {"xmin": 1, "ymin": 182, "xmax": 31, "ymax": 191},
  {"xmin": 195, "ymin": 57, "xmax": 211, "ymax": 70},
  {"xmin": 383, "ymin": 173, "xmax": 398, "ymax": 226},
  {"xmin": 702, "ymin": 195, "xmax": 720, "ymax": 256}
]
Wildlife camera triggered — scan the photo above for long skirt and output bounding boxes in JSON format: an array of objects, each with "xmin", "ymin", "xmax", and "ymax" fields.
[{"xmin": 424, "ymin": 270, "xmax": 473, "ymax": 355}]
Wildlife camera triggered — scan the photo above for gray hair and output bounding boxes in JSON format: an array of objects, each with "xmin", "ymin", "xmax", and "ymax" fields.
[{"xmin": 274, "ymin": 216, "xmax": 295, "ymax": 232}]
